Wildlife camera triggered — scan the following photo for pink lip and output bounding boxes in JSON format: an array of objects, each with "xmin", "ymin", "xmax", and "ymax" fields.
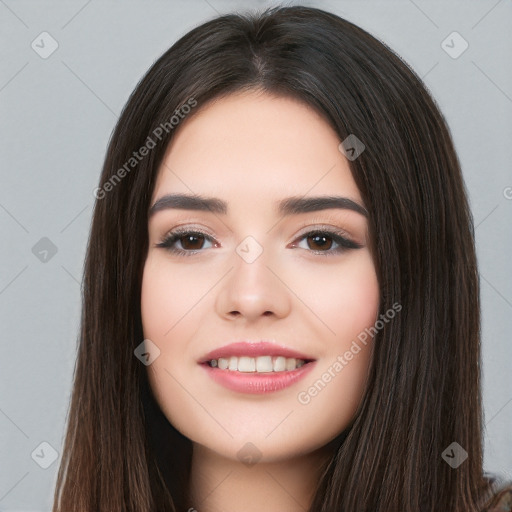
[
  {"xmin": 198, "ymin": 341, "xmax": 315, "ymax": 363},
  {"xmin": 199, "ymin": 360, "xmax": 317, "ymax": 394}
]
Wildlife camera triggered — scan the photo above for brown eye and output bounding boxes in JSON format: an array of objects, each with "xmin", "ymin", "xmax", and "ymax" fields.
[
  {"xmin": 179, "ymin": 233, "xmax": 206, "ymax": 250},
  {"xmin": 156, "ymin": 230, "xmax": 216, "ymax": 256},
  {"xmin": 292, "ymin": 229, "xmax": 363, "ymax": 256},
  {"xmin": 306, "ymin": 233, "xmax": 333, "ymax": 251}
]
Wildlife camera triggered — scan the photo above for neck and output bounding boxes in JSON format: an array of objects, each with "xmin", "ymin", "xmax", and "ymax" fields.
[{"xmin": 186, "ymin": 442, "xmax": 334, "ymax": 512}]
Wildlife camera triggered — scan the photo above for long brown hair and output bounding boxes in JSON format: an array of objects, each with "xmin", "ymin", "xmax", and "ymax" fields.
[{"xmin": 52, "ymin": 6, "xmax": 497, "ymax": 511}]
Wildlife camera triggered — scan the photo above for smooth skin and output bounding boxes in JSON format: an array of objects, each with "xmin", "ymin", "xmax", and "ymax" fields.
[{"xmin": 141, "ymin": 89, "xmax": 380, "ymax": 512}]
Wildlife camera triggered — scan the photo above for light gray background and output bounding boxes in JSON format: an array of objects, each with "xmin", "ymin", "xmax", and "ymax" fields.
[{"xmin": 1, "ymin": 0, "xmax": 511, "ymax": 509}]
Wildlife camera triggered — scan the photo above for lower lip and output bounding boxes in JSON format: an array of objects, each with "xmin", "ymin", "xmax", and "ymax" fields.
[{"xmin": 199, "ymin": 361, "xmax": 317, "ymax": 394}]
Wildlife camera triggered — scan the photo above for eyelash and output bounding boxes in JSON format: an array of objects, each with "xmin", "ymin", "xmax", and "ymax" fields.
[{"xmin": 155, "ymin": 226, "xmax": 363, "ymax": 257}]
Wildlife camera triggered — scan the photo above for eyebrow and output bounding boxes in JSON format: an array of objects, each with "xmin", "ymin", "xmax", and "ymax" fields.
[{"xmin": 148, "ymin": 193, "xmax": 368, "ymax": 218}]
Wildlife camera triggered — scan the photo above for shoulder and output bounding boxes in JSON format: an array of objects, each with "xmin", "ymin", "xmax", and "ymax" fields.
[{"xmin": 481, "ymin": 481, "xmax": 512, "ymax": 512}]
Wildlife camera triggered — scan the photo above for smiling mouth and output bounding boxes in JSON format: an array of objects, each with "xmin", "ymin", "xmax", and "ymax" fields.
[{"xmin": 203, "ymin": 355, "xmax": 315, "ymax": 373}]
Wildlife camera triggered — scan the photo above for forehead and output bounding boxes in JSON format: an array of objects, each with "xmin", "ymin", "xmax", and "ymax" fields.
[{"xmin": 153, "ymin": 90, "xmax": 363, "ymax": 208}]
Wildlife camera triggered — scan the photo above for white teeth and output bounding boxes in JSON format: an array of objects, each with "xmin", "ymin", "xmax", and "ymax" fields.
[
  {"xmin": 274, "ymin": 356, "xmax": 286, "ymax": 372},
  {"xmin": 285, "ymin": 357, "xmax": 297, "ymax": 371},
  {"xmin": 238, "ymin": 356, "xmax": 256, "ymax": 372},
  {"xmin": 208, "ymin": 356, "xmax": 308, "ymax": 372},
  {"xmin": 256, "ymin": 356, "xmax": 273, "ymax": 373}
]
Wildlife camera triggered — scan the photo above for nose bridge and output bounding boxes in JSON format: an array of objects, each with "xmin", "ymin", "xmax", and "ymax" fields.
[{"xmin": 215, "ymin": 232, "xmax": 291, "ymax": 321}]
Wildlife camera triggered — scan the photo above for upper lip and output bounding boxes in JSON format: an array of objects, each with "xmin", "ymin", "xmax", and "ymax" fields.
[{"xmin": 198, "ymin": 341, "xmax": 316, "ymax": 363}]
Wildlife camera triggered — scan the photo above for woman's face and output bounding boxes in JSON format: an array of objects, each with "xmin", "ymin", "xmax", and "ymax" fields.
[{"xmin": 141, "ymin": 90, "xmax": 380, "ymax": 463}]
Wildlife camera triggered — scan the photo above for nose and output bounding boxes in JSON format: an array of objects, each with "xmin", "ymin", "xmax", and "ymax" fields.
[{"xmin": 215, "ymin": 242, "xmax": 292, "ymax": 323}]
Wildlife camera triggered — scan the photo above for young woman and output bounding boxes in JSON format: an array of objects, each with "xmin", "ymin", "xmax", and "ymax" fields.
[{"xmin": 52, "ymin": 6, "xmax": 511, "ymax": 512}]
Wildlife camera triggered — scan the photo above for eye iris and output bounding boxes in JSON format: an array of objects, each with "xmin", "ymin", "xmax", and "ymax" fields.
[
  {"xmin": 181, "ymin": 234, "xmax": 204, "ymax": 250},
  {"xmin": 308, "ymin": 233, "xmax": 332, "ymax": 251}
]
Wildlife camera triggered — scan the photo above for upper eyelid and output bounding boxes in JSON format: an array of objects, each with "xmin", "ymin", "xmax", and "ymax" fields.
[
  {"xmin": 161, "ymin": 224, "xmax": 352, "ymax": 240},
  {"xmin": 160, "ymin": 215, "xmax": 358, "ymax": 238},
  {"xmin": 294, "ymin": 223, "xmax": 352, "ymax": 238}
]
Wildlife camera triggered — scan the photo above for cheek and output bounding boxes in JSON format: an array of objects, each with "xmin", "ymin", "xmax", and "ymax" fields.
[
  {"xmin": 140, "ymin": 255, "xmax": 209, "ymax": 342},
  {"xmin": 335, "ymin": 253, "xmax": 380, "ymax": 340},
  {"xmin": 293, "ymin": 252, "xmax": 379, "ymax": 420},
  {"xmin": 140, "ymin": 256, "xmax": 205, "ymax": 435},
  {"xmin": 140, "ymin": 258, "xmax": 174, "ymax": 339},
  {"xmin": 290, "ymin": 250, "xmax": 380, "ymax": 350},
  {"xmin": 140, "ymin": 256, "xmax": 197, "ymax": 397}
]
